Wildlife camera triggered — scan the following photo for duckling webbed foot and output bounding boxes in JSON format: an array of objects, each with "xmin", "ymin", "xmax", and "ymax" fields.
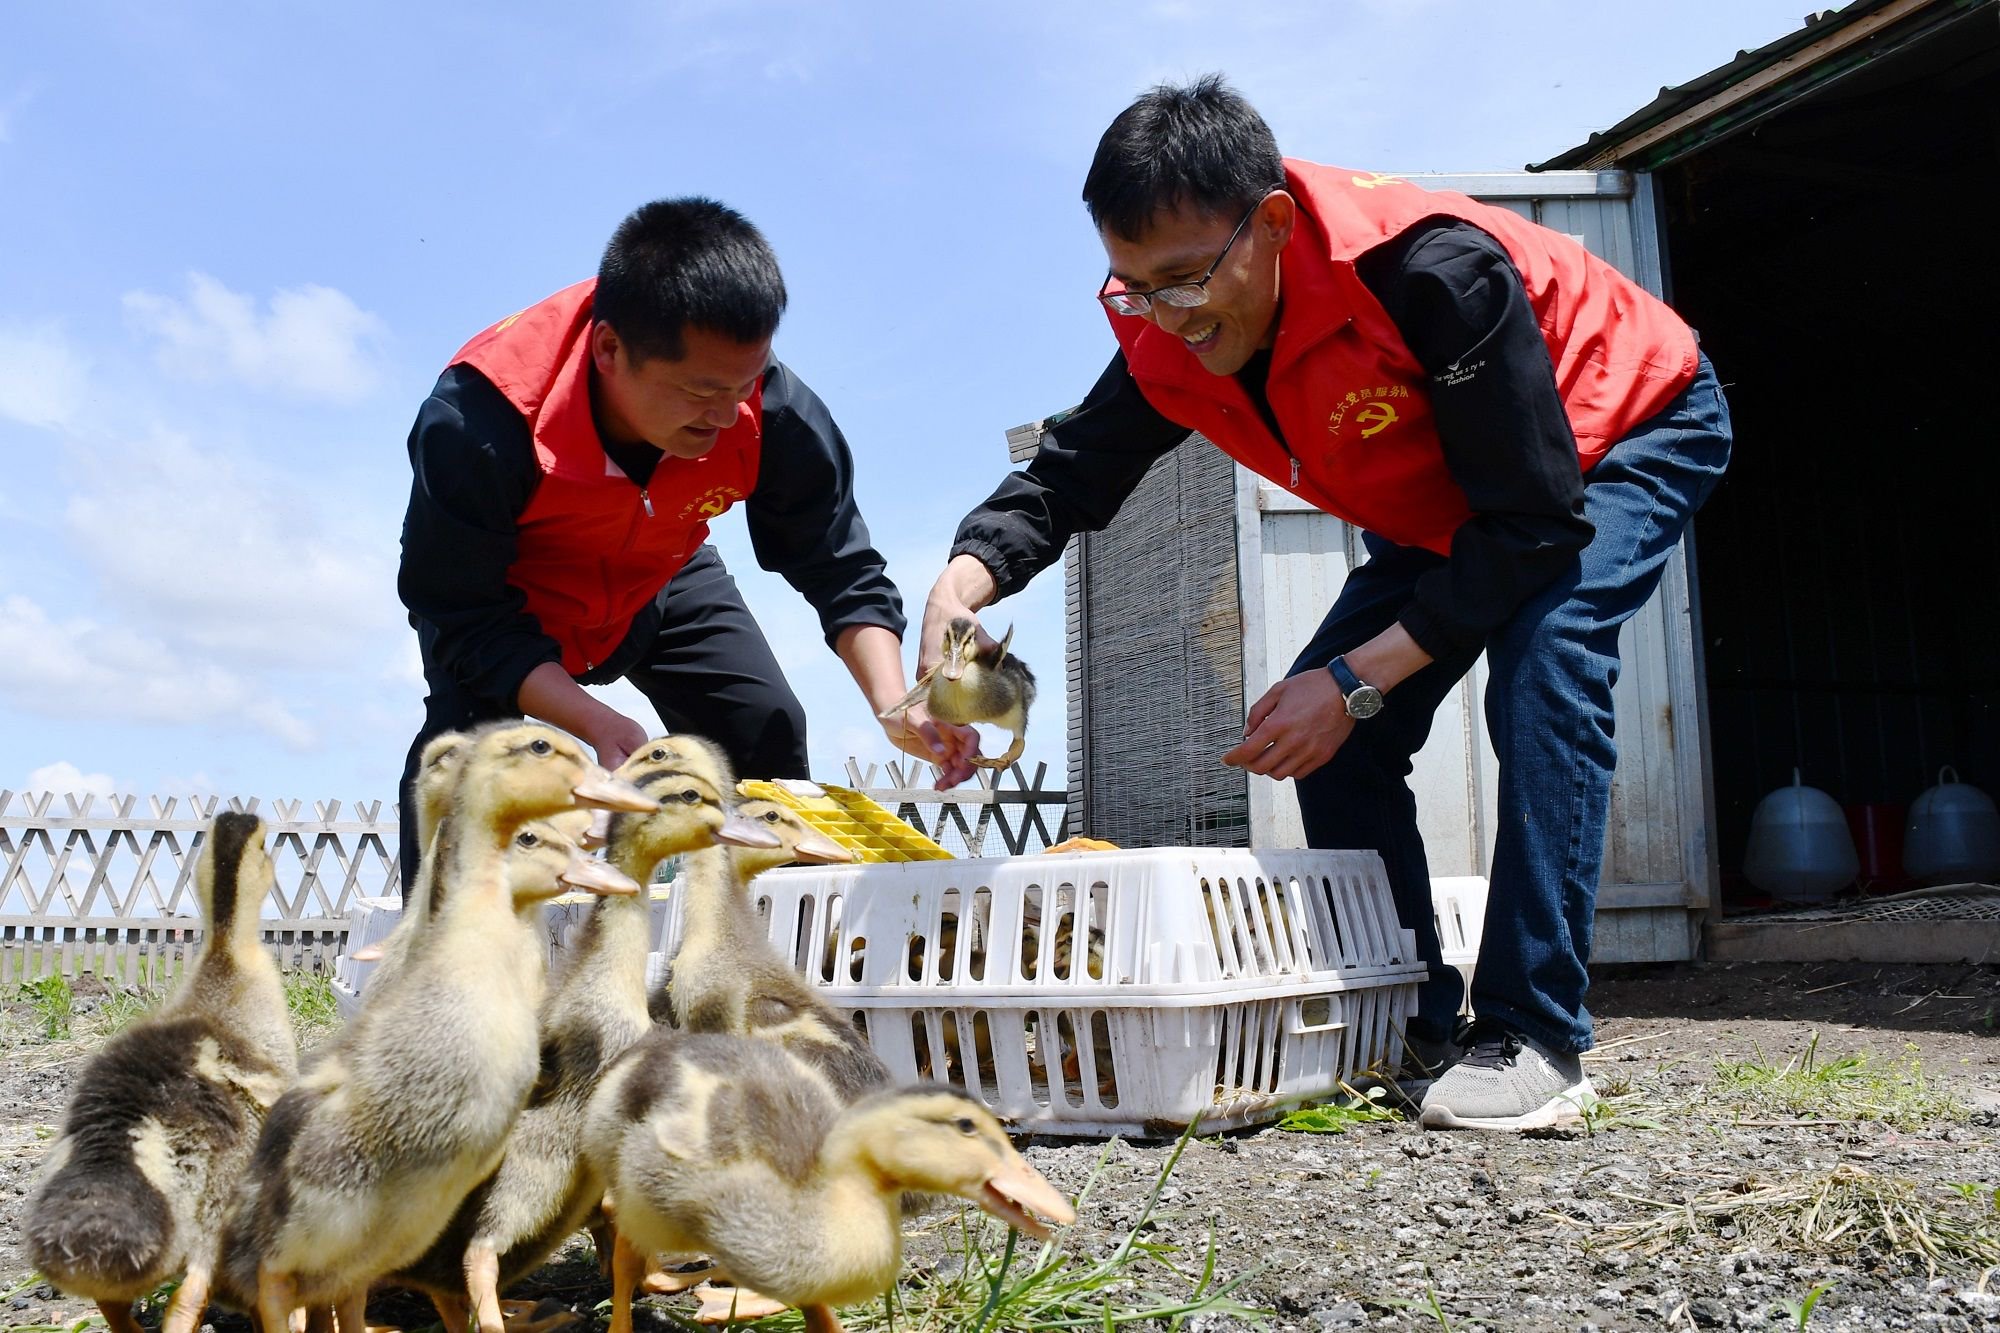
[
  {"xmin": 689, "ymin": 1283, "xmax": 789, "ymax": 1324},
  {"xmin": 159, "ymin": 1263, "xmax": 213, "ymax": 1333},
  {"xmin": 969, "ymin": 733, "xmax": 1026, "ymax": 771},
  {"xmin": 640, "ymin": 1259, "xmax": 716, "ymax": 1295},
  {"xmin": 96, "ymin": 1300, "xmax": 144, "ymax": 1333},
  {"xmin": 496, "ymin": 1299, "xmax": 582, "ymax": 1333}
]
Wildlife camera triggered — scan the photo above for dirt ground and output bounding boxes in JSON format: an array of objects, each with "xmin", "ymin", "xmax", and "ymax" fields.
[{"xmin": 3, "ymin": 961, "xmax": 1996, "ymax": 1332}]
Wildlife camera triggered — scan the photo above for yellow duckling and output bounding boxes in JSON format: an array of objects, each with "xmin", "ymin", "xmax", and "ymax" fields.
[
  {"xmin": 26, "ymin": 813, "xmax": 297, "ymax": 1333},
  {"xmin": 881, "ymin": 617, "xmax": 1036, "ymax": 770},
  {"xmin": 663, "ymin": 796, "xmax": 889, "ymax": 1103},
  {"xmin": 584, "ymin": 1031, "xmax": 1074, "ymax": 1333},
  {"xmin": 219, "ymin": 721, "xmax": 654, "ymax": 1333},
  {"xmin": 388, "ymin": 752, "xmax": 778, "ymax": 1333},
  {"xmin": 343, "ymin": 730, "xmax": 471, "ymax": 974}
]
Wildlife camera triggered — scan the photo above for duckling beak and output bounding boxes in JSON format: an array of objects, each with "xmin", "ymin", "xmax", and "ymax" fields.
[
  {"xmin": 348, "ymin": 941, "xmax": 386, "ymax": 963},
  {"xmin": 789, "ymin": 831, "xmax": 853, "ymax": 864},
  {"xmin": 975, "ymin": 1153, "xmax": 1076, "ymax": 1241},
  {"xmin": 717, "ymin": 814, "xmax": 784, "ymax": 849},
  {"xmin": 579, "ymin": 810, "xmax": 614, "ymax": 850},
  {"xmin": 571, "ymin": 768, "xmax": 660, "ymax": 813},
  {"xmin": 559, "ymin": 853, "xmax": 643, "ymax": 897}
]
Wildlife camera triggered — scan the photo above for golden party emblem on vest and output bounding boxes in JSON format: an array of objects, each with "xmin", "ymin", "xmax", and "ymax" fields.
[
  {"xmin": 1327, "ymin": 384, "xmax": 1411, "ymax": 438},
  {"xmin": 680, "ymin": 485, "xmax": 745, "ymax": 520}
]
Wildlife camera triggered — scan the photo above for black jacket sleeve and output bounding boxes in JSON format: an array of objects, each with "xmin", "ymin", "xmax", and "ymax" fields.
[
  {"xmin": 1355, "ymin": 218, "xmax": 1596, "ymax": 660},
  {"xmin": 396, "ymin": 364, "xmax": 561, "ymax": 707},
  {"xmin": 949, "ymin": 351, "xmax": 1192, "ymax": 599},
  {"xmin": 746, "ymin": 362, "xmax": 908, "ymax": 647}
]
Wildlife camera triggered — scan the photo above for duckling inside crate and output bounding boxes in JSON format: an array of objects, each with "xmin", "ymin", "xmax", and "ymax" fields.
[{"xmin": 25, "ymin": 812, "xmax": 297, "ymax": 1333}]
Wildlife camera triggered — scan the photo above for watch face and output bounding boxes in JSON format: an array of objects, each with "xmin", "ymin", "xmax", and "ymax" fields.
[{"xmin": 1346, "ymin": 686, "xmax": 1385, "ymax": 720}]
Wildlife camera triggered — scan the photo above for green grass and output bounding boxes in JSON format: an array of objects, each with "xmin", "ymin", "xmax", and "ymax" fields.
[
  {"xmin": 1276, "ymin": 1084, "xmax": 1401, "ymax": 1134},
  {"xmin": 1782, "ymin": 1279, "xmax": 1837, "ymax": 1329},
  {"xmin": 17, "ymin": 976, "xmax": 74, "ymax": 1041},
  {"xmin": 285, "ymin": 970, "xmax": 341, "ymax": 1043},
  {"xmin": 1711, "ymin": 1031, "xmax": 1965, "ymax": 1130}
]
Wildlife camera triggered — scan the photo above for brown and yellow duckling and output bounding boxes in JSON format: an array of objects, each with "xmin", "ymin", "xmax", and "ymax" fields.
[
  {"xmin": 662, "ymin": 796, "xmax": 890, "ymax": 1103},
  {"xmin": 220, "ymin": 721, "xmax": 654, "ymax": 1333},
  {"xmin": 882, "ymin": 617, "xmax": 1036, "ymax": 770},
  {"xmin": 584, "ymin": 1031, "xmax": 1073, "ymax": 1333},
  {"xmin": 26, "ymin": 812, "xmax": 298, "ymax": 1333},
  {"xmin": 387, "ymin": 749, "xmax": 777, "ymax": 1333}
]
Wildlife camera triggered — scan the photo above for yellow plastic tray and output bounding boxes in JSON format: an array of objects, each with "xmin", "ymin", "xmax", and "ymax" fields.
[{"xmin": 736, "ymin": 778, "xmax": 952, "ymax": 862}]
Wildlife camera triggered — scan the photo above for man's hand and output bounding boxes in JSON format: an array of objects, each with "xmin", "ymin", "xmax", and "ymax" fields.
[
  {"xmin": 1220, "ymin": 668, "xmax": 1353, "ymax": 781},
  {"xmin": 518, "ymin": 661, "xmax": 650, "ymax": 771},
  {"xmin": 580, "ymin": 711, "xmax": 652, "ymax": 774},
  {"xmin": 879, "ymin": 700, "xmax": 980, "ymax": 789},
  {"xmin": 918, "ymin": 554, "xmax": 1001, "ymax": 680}
]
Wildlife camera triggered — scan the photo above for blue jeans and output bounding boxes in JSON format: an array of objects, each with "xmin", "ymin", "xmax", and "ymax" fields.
[{"xmin": 1289, "ymin": 355, "xmax": 1732, "ymax": 1053}]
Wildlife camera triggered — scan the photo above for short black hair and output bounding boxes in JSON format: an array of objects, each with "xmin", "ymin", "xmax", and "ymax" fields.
[
  {"xmin": 1082, "ymin": 74, "xmax": 1285, "ymax": 242},
  {"xmin": 594, "ymin": 198, "xmax": 787, "ymax": 363}
]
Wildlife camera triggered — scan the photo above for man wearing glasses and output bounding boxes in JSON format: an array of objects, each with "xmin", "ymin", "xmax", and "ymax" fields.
[{"xmin": 918, "ymin": 77, "xmax": 1731, "ymax": 1131}]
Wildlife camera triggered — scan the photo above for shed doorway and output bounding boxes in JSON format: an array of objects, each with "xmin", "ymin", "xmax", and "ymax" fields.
[{"xmin": 1658, "ymin": 18, "xmax": 2000, "ymax": 907}]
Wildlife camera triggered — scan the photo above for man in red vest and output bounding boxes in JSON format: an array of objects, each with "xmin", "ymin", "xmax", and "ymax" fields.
[
  {"xmin": 398, "ymin": 198, "xmax": 973, "ymax": 882},
  {"xmin": 920, "ymin": 78, "xmax": 1732, "ymax": 1130}
]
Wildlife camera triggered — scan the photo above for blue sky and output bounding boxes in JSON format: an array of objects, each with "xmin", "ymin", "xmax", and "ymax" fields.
[{"xmin": 2, "ymin": 0, "xmax": 1813, "ymax": 808}]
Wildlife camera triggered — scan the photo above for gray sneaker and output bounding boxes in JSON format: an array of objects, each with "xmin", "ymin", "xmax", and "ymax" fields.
[{"xmin": 1418, "ymin": 1023, "xmax": 1595, "ymax": 1131}]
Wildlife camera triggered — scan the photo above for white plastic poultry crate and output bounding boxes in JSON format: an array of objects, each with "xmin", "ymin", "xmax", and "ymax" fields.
[
  {"xmin": 331, "ymin": 891, "xmax": 676, "ymax": 1022},
  {"xmin": 650, "ymin": 848, "xmax": 1425, "ymax": 1136},
  {"xmin": 1431, "ymin": 875, "xmax": 1486, "ymax": 991}
]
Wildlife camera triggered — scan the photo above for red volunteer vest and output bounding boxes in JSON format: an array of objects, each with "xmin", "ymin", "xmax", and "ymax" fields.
[
  {"xmin": 450, "ymin": 279, "xmax": 763, "ymax": 672},
  {"xmin": 1112, "ymin": 160, "xmax": 1698, "ymax": 554}
]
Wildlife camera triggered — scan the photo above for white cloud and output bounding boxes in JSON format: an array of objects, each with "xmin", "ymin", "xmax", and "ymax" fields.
[
  {"xmin": 123, "ymin": 272, "xmax": 387, "ymax": 402},
  {"xmin": 22, "ymin": 761, "xmax": 120, "ymax": 800},
  {"xmin": 0, "ymin": 594, "xmax": 316, "ymax": 749},
  {"xmin": 0, "ymin": 323, "xmax": 89, "ymax": 429},
  {"xmin": 63, "ymin": 429, "xmax": 400, "ymax": 667}
]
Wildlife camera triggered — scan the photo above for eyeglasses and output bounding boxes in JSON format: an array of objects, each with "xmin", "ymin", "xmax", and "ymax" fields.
[{"xmin": 1097, "ymin": 195, "xmax": 1267, "ymax": 317}]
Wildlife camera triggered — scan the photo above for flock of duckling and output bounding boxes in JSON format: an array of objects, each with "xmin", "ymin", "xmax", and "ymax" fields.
[{"xmin": 25, "ymin": 722, "xmax": 1073, "ymax": 1333}]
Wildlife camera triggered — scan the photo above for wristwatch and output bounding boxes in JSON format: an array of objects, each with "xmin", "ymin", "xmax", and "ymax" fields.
[{"xmin": 1328, "ymin": 655, "xmax": 1385, "ymax": 720}]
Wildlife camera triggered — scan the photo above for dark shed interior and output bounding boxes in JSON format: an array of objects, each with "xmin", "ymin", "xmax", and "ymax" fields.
[{"xmin": 1652, "ymin": 8, "xmax": 2000, "ymax": 901}]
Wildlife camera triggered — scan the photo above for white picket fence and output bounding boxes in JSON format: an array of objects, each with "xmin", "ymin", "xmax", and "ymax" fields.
[{"xmin": 0, "ymin": 763, "xmax": 1070, "ymax": 987}]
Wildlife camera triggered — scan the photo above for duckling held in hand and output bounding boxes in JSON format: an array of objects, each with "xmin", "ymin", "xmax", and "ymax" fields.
[
  {"xmin": 882, "ymin": 618, "xmax": 1035, "ymax": 770},
  {"xmin": 26, "ymin": 812, "xmax": 298, "ymax": 1333},
  {"xmin": 390, "ymin": 752, "xmax": 768, "ymax": 1333},
  {"xmin": 220, "ymin": 722, "xmax": 654, "ymax": 1333},
  {"xmin": 585, "ymin": 1031, "xmax": 1073, "ymax": 1333}
]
